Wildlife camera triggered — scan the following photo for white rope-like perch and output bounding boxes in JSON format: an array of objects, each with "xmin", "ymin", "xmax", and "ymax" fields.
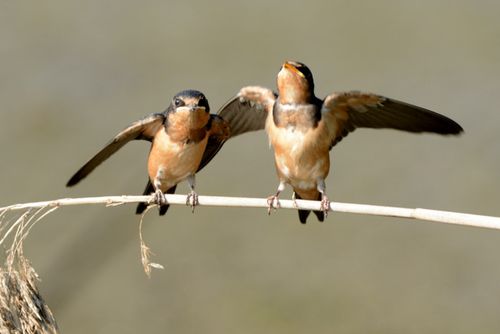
[
  {"xmin": 0, "ymin": 193, "xmax": 498, "ymax": 315},
  {"xmin": 1, "ymin": 194, "xmax": 499, "ymax": 230}
]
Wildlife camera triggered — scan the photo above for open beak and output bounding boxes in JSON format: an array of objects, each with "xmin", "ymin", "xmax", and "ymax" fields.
[{"xmin": 283, "ymin": 61, "xmax": 305, "ymax": 78}]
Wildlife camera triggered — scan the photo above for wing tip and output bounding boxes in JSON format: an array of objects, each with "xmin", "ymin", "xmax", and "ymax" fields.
[
  {"xmin": 437, "ymin": 119, "xmax": 464, "ymax": 136},
  {"xmin": 453, "ymin": 122, "xmax": 464, "ymax": 135},
  {"xmin": 66, "ymin": 174, "xmax": 81, "ymax": 187}
]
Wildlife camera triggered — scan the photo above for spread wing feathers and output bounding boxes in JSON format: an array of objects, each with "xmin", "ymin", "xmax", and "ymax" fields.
[
  {"xmin": 323, "ymin": 91, "xmax": 464, "ymax": 148},
  {"xmin": 197, "ymin": 115, "xmax": 230, "ymax": 172},
  {"xmin": 66, "ymin": 113, "xmax": 166, "ymax": 186},
  {"xmin": 217, "ymin": 86, "xmax": 276, "ymax": 138}
]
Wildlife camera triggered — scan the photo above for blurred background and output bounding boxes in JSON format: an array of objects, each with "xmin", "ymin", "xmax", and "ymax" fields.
[{"xmin": 1, "ymin": 0, "xmax": 499, "ymax": 333}]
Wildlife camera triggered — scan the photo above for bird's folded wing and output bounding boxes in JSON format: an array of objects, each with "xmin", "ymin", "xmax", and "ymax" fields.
[{"xmin": 197, "ymin": 115, "xmax": 230, "ymax": 172}]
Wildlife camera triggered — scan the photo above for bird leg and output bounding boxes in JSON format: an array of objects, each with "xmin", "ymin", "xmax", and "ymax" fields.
[
  {"xmin": 292, "ymin": 192, "xmax": 299, "ymax": 208},
  {"xmin": 186, "ymin": 174, "xmax": 198, "ymax": 213},
  {"xmin": 152, "ymin": 178, "xmax": 168, "ymax": 213},
  {"xmin": 152, "ymin": 189, "xmax": 167, "ymax": 205},
  {"xmin": 267, "ymin": 181, "xmax": 286, "ymax": 215},
  {"xmin": 317, "ymin": 179, "xmax": 330, "ymax": 218}
]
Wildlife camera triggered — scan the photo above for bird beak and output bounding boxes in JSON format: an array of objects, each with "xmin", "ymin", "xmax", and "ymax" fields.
[
  {"xmin": 190, "ymin": 105, "xmax": 206, "ymax": 112},
  {"xmin": 176, "ymin": 105, "xmax": 205, "ymax": 113},
  {"xmin": 283, "ymin": 61, "xmax": 305, "ymax": 78}
]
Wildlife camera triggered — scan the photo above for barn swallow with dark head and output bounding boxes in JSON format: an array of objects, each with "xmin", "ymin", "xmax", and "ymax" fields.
[
  {"xmin": 67, "ymin": 89, "xmax": 229, "ymax": 215},
  {"xmin": 218, "ymin": 61, "xmax": 463, "ymax": 223}
]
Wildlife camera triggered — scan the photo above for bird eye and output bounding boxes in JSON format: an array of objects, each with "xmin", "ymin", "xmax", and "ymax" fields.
[{"xmin": 174, "ymin": 98, "xmax": 184, "ymax": 107}]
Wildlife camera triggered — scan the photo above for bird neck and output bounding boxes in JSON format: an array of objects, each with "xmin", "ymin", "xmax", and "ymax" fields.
[
  {"xmin": 278, "ymin": 88, "xmax": 314, "ymax": 105},
  {"xmin": 273, "ymin": 102, "xmax": 321, "ymax": 130},
  {"xmin": 166, "ymin": 111, "xmax": 209, "ymax": 143}
]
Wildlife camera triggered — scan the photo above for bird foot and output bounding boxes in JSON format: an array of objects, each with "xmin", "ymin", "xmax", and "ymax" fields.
[
  {"xmin": 186, "ymin": 190, "xmax": 199, "ymax": 213},
  {"xmin": 149, "ymin": 189, "xmax": 168, "ymax": 212},
  {"xmin": 152, "ymin": 189, "xmax": 167, "ymax": 208},
  {"xmin": 266, "ymin": 195, "xmax": 281, "ymax": 215},
  {"xmin": 320, "ymin": 195, "xmax": 331, "ymax": 218}
]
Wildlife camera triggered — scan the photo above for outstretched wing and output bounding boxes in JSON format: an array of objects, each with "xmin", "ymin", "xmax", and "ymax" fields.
[
  {"xmin": 322, "ymin": 91, "xmax": 463, "ymax": 148},
  {"xmin": 196, "ymin": 115, "xmax": 230, "ymax": 172},
  {"xmin": 217, "ymin": 86, "xmax": 276, "ymax": 138},
  {"xmin": 67, "ymin": 113, "xmax": 166, "ymax": 186}
]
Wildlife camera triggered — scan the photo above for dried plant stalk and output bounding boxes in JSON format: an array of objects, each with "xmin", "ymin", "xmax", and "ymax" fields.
[
  {"xmin": 139, "ymin": 207, "xmax": 164, "ymax": 278},
  {"xmin": 0, "ymin": 193, "xmax": 498, "ymax": 330},
  {"xmin": 1, "ymin": 194, "xmax": 499, "ymax": 229},
  {"xmin": 0, "ymin": 208, "xmax": 58, "ymax": 334}
]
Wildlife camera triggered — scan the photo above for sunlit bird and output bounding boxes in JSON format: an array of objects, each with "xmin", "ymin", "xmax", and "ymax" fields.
[
  {"xmin": 218, "ymin": 61, "xmax": 463, "ymax": 223},
  {"xmin": 67, "ymin": 89, "xmax": 229, "ymax": 215}
]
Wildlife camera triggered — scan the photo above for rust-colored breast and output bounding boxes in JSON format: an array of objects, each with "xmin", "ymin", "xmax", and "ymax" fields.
[
  {"xmin": 148, "ymin": 110, "xmax": 210, "ymax": 191},
  {"xmin": 148, "ymin": 129, "xmax": 209, "ymax": 191},
  {"xmin": 166, "ymin": 108, "xmax": 209, "ymax": 143}
]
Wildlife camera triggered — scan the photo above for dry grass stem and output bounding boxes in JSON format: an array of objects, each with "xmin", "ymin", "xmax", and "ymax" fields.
[
  {"xmin": 0, "ymin": 193, "xmax": 498, "ymax": 330},
  {"xmin": 0, "ymin": 207, "xmax": 58, "ymax": 334},
  {"xmin": 139, "ymin": 207, "xmax": 164, "ymax": 278},
  {"xmin": 0, "ymin": 194, "xmax": 499, "ymax": 230}
]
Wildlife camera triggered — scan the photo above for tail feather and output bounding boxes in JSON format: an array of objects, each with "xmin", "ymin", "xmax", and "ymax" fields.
[
  {"xmin": 136, "ymin": 181, "xmax": 176, "ymax": 216},
  {"xmin": 298, "ymin": 209, "xmax": 311, "ymax": 224},
  {"xmin": 295, "ymin": 192, "xmax": 324, "ymax": 224},
  {"xmin": 313, "ymin": 209, "xmax": 325, "ymax": 222}
]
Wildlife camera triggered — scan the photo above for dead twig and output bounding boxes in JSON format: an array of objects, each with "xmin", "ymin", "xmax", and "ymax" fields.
[
  {"xmin": 0, "ymin": 194, "xmax": 499, "ymax": 230},
  {"xmin": 0, "ymin": 193, "xmax": 498, "ymax": 333}
]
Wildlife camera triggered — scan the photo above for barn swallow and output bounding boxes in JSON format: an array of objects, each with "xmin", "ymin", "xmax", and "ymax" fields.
[
  {"xmin": 67, "ymin": 89, "xmax": 229, "ymax": 215},
  {"xmin": 217, "ymin": 61, "xmax": 463, "ymax": 223}
]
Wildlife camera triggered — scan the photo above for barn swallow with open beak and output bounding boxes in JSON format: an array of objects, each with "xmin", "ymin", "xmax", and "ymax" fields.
[
  {"xmin": 218, "ymin": 61, "xmax": 463, "ymax": 223},
  {"xmin": 67, "ymin": 89, "xmax": 229, "ymax": 215}
]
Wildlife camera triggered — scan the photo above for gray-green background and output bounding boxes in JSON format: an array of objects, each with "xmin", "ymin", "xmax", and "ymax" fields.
[{"xmin": 1, "ymin": 1, "xmax": 499, "ymax": 333}]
